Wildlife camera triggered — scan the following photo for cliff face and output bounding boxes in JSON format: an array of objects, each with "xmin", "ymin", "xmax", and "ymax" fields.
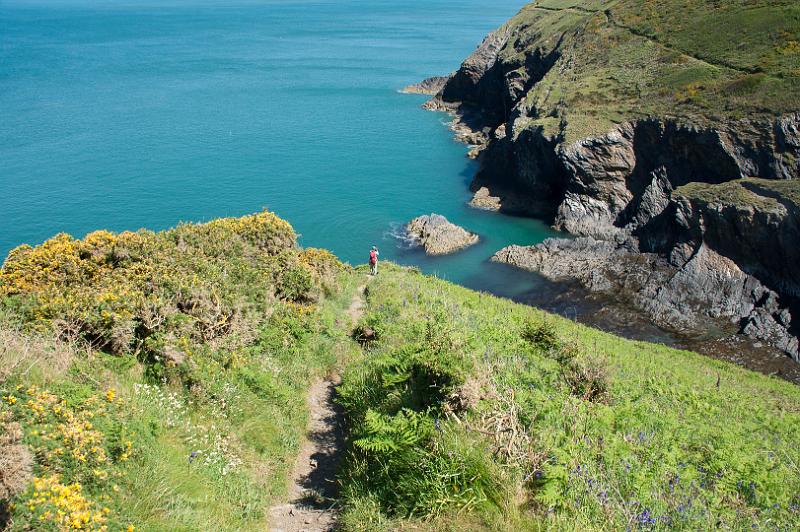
[{"xmin": 423, "ymin": 0, "xmax": 800, "ymax": 360}]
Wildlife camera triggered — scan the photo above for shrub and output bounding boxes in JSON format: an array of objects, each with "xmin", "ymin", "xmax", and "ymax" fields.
[
  {"xmin": 0, "ymin": 418, "xmax": 33, "ymax": 521},
  {"xmin": 277, "ymin": 264, "xmax": 314, "ymax": 302},
  {"xmin": 521, "ymin": 319, "xmax": 560, "ymax": 352},
  {"xmin": 0, "ymin": 211, "xmax": 339, "ymax": 381},
  {"xmin": 1, "ymin": 384, "xmax": 135, "ymax": 530},
  {"xmin": 561, "ymin": 351, "xmax": 610, "ymax": 403}
]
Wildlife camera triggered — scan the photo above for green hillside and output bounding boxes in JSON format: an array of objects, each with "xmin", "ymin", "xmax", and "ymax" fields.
[
  {"xmin": 2, "ymin": 212, "xmax": 799, "ymax": 530},
  {"xmin": 0, "ymin": 212, "xmax": 360, "ymax": 530},
  {"xmin": 497, "ymin": 0, "xmax": 800, "ymax": 141}
]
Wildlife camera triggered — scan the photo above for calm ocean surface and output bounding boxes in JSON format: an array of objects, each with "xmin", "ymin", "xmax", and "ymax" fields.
[{"xmin": 1, "ymin": 0, "xmax": 559, "ymax": 298}]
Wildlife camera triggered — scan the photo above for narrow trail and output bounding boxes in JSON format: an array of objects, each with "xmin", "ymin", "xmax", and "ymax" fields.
[
  {"xmin": 346, "ymin": 283, "xmax": 367, "ymax": 323},
  {"xmin": 269, "ymin": 280, "xmax": 368, "ymax": 532}
]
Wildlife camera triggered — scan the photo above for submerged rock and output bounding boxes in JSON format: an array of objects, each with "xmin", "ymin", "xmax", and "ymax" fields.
[{"xmin": 406, "ymin": 214, "xmax": 478, "ymax": 256}]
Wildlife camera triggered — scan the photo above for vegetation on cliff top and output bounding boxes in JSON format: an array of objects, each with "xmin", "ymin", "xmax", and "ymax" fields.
[
  {"xmin": 675, "ymin": 177, "xmax": 800, "ymax": 211},
  {"xmin": 496, "ymin": 0, "xmax": 800, "ymax": 142},
  {"xmin": 0, "ymin": 212, "xmax": 360, "ymax": 530},
  {"xmin": 2, "ymin": 212, "xmax": 800, "ymax": 530}
]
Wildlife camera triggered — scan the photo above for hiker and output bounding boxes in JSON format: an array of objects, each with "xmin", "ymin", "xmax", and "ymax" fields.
[{"xmin": 369, "ymin": 245, "xmax": 379, "ymax": 275}]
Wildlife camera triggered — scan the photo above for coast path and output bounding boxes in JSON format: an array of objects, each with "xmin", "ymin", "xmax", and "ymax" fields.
[{"xmin": 269, "ymin": 280, "xmax": 369, "ymax": 531}]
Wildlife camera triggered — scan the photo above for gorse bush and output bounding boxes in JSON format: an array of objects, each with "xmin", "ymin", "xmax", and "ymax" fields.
[
  {"xmin": 0, "ymin": 211, "xmax": 341, "ymax": 382},
  {"xmin": 560, "ymin": 351, "xmax": 610, "ymax": 404},
  {"xmin": 521, "ymin": 319, "xmax": 560, "ymax": 352},
  {"xmin": 0, "ymin": 211, "xmax": 360, "ymax": 530},
  {"xmin": 2, "ymin": 384, "xmax": 135, "ymax": 531},
  {"xmin": 522, "ymin": 320, "xmax": 610, "ymax": 402}
]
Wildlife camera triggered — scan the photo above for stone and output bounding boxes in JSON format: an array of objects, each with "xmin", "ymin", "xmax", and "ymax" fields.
[
  {"xmin": 469, "ymin": 187, "xmax": 502, "ymax": 211},
  {"xmin": 406, "ymin": 214, "xmax": 479, "ymax": 255}
]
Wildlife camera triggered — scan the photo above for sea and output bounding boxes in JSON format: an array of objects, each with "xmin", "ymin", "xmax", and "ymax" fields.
[{"xmin": 0, "ymin": 0, "xmax": 561, "ymax": 298}]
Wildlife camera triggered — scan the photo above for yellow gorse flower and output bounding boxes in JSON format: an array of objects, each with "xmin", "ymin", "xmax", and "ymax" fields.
[{"xmin": 26, "ymin": 475, "xmax": 109, "ymax": 531}]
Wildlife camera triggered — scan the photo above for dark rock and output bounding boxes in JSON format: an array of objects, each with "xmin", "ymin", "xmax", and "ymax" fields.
[
  {"xmin": 493, "ymin": 238, "xmax": 800, "ymax": 362},
  {"xmin": 353, "ymin": 326, "xmax": 376, "ymax": 346}
]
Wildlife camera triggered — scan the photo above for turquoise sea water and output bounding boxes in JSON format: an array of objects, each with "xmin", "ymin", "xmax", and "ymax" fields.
[{"xmin": 1, "ymin": 0, "xmax": 558, "ymax": 297}]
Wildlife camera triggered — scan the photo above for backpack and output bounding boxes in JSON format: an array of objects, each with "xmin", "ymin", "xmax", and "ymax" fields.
[{"xmin": 369, "ymin": 250, "xmax": 377, "ymax": 264}]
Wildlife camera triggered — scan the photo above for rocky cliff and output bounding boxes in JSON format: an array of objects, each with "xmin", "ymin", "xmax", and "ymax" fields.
[{"xmin": 421, "ymin": 0, "xmax": 800, "ymax": 361}]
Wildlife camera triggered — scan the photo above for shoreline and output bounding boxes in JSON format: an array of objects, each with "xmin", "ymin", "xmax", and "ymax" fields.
[{"xmin": 406, "ymin": 77, "xmax": 800, "ymax": 384}]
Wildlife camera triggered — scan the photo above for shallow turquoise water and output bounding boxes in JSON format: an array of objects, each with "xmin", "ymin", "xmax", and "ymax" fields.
[{"xmin": 1, "ymin": 0, "xmax": 558, "ymax": 297}]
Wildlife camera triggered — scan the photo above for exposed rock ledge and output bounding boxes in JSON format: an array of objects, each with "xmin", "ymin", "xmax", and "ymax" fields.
[
  {"xmin": 493, "ymin": 237, "xmax": 799, "ymax": 362},
  {"xmin": 400, "ymin": 75, "xmax": 451, "ymax": 95},
  {"xmin": 407, "ymin": 214, "xmax": 478, "ymax": 256}
]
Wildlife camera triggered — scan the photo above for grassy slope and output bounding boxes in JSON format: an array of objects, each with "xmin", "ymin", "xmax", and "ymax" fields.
[
  {"xmin": 338, "ymin": 264, "xmax": 800, "ymax": 530},
  {"xmin": 0, "ymin": 213, "xmax": 362, "ymax": 531},
  {"xmin": 2, "ymin": 215, "xmax": 800, "ymax": 530},
  {"xmin": 500, "ymin": 0, "xmax": 800, "ymax": 142}
]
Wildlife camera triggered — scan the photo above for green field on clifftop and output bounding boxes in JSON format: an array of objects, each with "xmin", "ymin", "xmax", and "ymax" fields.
[
  {"xmin": 499, "ymin": 0, "xmax": 800, "ymax": 141},
  {"xmin": 2, "ymin": 213, "xmax": 799, "ymax": 530}
]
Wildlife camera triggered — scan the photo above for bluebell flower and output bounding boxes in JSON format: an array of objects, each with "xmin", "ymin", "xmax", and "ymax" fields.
[{"xmin": 635, "ymin": 508, "xmax": 657, "ymax": 527}]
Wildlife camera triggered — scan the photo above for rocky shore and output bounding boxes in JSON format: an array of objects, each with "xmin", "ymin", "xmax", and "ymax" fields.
[
  {"xmin": 412, "ymin": 2, "xmax": 800, "ymax": 365},
  {"xmin": 493, "ymin": 235, "xmax": 799, "ymax": 361}
]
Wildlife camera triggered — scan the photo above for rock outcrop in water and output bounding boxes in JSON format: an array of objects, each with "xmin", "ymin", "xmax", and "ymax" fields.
[
  {"xmin": 418, "ymin": 1, "xmax": 800, "ymax": 361},
  {"xmin": 407, "ymin": 214, "xmax": 478, "ymax": 256},
  {"xmin": 401, "ymin": 76, "xmax": 451, "ymax": 95}
]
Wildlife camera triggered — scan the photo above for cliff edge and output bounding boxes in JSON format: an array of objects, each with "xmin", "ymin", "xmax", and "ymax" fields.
[{"xmin": 422, "ymin": 0, "xmax": 800, "ymax": 361}]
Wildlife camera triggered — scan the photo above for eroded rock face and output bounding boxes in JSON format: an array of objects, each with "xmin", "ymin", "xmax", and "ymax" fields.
[
  {"xmin": 492, "ymin": 237, "xmax": 800, "ymax": 362},
  {"xmin": 407, "ymin": 214, "xmax": 478, "ymax": 256},
  {"xmin": 439, "ymin": 27, "xmax": 511, "ymax": 125}
]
